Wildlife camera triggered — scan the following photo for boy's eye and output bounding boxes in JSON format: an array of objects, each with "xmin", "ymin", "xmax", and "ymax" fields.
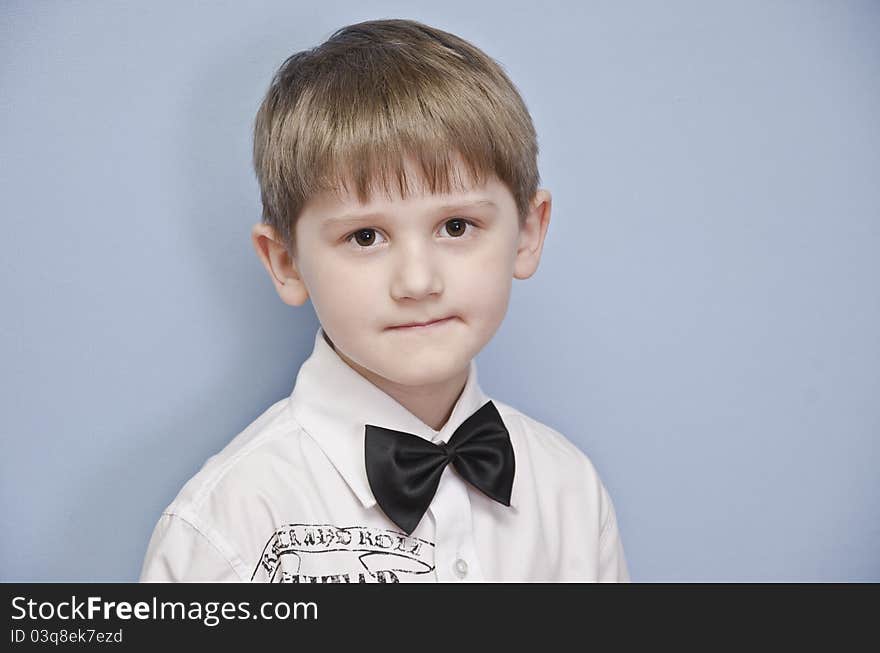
[
  {"xmin": 444, "ymin": 218, "xmax": 467, "ymax": 238},
  {"xmin": 344, "ymin": 218, "xmax": 475, "ymax": 249},
  {"xmin": 351, "ymin": 229, "xmax": 379, "ymax": 248}
]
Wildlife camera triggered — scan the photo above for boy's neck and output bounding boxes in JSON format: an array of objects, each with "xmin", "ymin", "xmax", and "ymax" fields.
[{"xmin": 328, "ymin": 337, "xmax": 469, "ymax": 432}]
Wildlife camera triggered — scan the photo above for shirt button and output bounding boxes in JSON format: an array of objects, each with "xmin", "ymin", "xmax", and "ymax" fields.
[{"xmin": 453, "ymin": 558, "xmax": 468, "ymax": 579}]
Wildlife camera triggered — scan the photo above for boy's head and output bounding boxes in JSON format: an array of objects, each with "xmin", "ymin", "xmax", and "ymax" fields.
[{"xmin": 251, "ymin": 18, "xmax": 551, "ymax": 390}]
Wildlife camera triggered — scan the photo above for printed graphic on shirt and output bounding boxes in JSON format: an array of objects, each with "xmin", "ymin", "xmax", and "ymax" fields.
[{"xmin": 252, "ymin": 523, "xmax": 435, "ymax": 583}]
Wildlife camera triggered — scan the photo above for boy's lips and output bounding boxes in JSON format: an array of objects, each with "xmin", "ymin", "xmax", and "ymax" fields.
[{"xmin": 387, "ymin": 316, "xmax": 456, "ymax": 330}]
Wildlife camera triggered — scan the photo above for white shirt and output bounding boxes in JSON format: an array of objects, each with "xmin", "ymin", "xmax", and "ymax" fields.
[{"xmin": 140, "ymin": 327, "xmax": 630, "ymax": 582}]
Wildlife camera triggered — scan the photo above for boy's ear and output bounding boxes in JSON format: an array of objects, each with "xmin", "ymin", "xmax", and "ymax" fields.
[
  {"xmin": 513, "ymin": 189, "xmax": 552, "ymax": 280},
  {"xmin": 250, "ymin": 222, "xmax": 310, "ymax": 307}
]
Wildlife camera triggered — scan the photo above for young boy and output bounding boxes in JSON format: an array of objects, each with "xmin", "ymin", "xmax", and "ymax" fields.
[{"xmin": 140, "ymin": 18, "xmax": 629, "ymax": 583}]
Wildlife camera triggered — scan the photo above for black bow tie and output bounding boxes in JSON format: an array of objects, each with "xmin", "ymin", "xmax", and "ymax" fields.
[{"xmin": 364, "ymin": 400, "xmax": 515, "ymax": 535}]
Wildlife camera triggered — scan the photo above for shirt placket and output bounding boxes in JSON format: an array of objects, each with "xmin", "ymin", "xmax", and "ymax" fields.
[{"xmin": 428, "ymin": 466, "xmax": 485, "ymax": 582}]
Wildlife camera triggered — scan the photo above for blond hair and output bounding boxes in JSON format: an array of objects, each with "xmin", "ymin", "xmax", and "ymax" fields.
[{"xmin": 252, "ymin": 18, "xmax": 540, "ymax": 256}]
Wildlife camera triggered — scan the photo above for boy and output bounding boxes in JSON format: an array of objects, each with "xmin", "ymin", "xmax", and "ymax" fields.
[{"xmin": 140, "ymin": 18, "xmax": 629, "ymax": 582}]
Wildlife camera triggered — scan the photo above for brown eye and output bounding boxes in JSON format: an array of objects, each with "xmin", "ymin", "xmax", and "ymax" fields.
[
  {"xmin": 353, "ymin": 229, "xmax": 376, "ymax": 247},
  {"xmin": 445, "ymin": 219, "xmax": 467, "ymax": 237}
]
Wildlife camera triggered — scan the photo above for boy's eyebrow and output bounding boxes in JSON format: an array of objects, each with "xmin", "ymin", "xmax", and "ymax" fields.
[{"xmin": 323, "ymin": 199, "xmax": 499, "ymax": 227}]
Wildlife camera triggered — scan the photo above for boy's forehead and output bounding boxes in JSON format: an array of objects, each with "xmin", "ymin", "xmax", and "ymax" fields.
[
  {"xmin": 302, "ymin": 162, "xmax": 510, "ymax": 224},
  {"xmin": 308, "ymin": 184, "xmax": 499, "ymax": 220}
]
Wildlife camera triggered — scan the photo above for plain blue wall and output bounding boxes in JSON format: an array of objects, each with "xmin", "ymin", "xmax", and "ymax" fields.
[{"xmin": 2, "ymin": 0, "xmax": 878, "ymax": 582}]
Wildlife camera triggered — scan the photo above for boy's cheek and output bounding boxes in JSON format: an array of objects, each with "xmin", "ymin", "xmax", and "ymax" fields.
[
  {"xmin": 471, "ymin": 238, "xmax": 521, "ymax": 278},
  {"xmin": 458, "ymin": 256, "xmax": 513, "ymax": 296}
]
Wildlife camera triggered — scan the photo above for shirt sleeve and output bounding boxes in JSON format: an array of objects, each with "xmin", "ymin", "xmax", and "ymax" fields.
[
  {"xmin": 139, "ymin": 513, "xmax": 242, "ymax": 582},
  {"xmin": 597, "ymin": 482, "xmax": 631, "ymax": 582}
]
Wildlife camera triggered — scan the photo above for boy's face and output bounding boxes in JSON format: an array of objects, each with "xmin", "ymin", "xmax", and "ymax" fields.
[{"xmin": 252, "ymin": 156, "xmax": 551, "ymax": 391}]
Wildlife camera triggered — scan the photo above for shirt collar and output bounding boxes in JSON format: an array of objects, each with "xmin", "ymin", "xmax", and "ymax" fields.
[{"xmin": 287, "ymin": 326, "xmax": 519, "ymax": 510}]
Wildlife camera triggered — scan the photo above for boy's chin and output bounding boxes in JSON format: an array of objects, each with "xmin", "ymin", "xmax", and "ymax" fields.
[
  {"xmin": 383, "ymin": 367, "xmax": 464, "ymax": 389},
  {"xmin": 334, "ymin": 337, "xmax": 471, "ymax": 388},
  {"xmin": 371, "ymin": 352, "xmax": 470, "ymax": 387}
]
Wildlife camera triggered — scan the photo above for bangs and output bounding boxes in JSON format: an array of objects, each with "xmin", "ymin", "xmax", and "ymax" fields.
[{"xmin": 284, "ymin": 50, "xmax": 514, "ymax": 204}]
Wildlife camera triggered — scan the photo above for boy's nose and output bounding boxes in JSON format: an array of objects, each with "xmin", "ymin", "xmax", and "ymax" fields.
[{"xmin": 389, "ymin": 244, "xmax": 443, "ymax": 300}]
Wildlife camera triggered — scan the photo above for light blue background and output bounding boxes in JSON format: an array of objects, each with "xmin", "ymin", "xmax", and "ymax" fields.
[{"xmin": 2, "ymin": 0, "xmax": 878, "ymax": 582}]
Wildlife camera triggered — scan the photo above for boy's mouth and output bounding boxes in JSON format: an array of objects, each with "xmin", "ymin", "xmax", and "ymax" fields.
[{"xmin": 387, "ymin": 316, "xmax": 456, "ymax": 330}]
